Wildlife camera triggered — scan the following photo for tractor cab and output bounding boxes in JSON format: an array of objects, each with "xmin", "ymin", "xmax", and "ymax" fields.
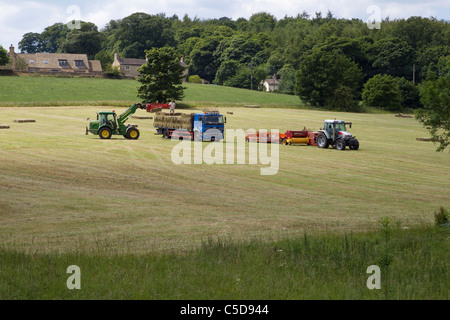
[
  {"xmin": 99, "ymin": 112, "xmax": 118, "ymax": 131},
  {"xmin": 317, "ymin": 120, "xmax": 359, "ymax": 150},
  {"xmin": 87, "ymin": 111, "xmax": 118, "ymax": 138},
  {"xmin": 323, "ymin": 120, "xmax": 352, "ymax": 141}
]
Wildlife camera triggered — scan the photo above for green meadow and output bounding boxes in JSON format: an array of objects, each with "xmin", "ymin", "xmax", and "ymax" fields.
[
  {"xmin": 0, "ymin": 76, "xmax": 302, "ymax": 107},
  {"xmin": 0, "ymin": 76, "xmax": 448, "ymax": 300}
]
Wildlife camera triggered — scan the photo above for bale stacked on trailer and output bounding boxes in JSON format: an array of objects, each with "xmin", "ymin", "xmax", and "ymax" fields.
[{"xmin": 154, "ymin": 112, "xmax": 193, "ymax": 131}]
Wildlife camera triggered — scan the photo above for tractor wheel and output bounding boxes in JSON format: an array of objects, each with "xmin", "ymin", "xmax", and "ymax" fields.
[
  {"xmin": 317, "ymin": 133, "xmax": 329, "ymax": 149},
  {"xmin": 349, "ymin": 139, "xmax": 360, "ymax": 150},
  {"xmin": 281, "ymin": 139, "xmax": 288, "ymax": 145},
  {"xmin": 127, "ymin": 127, "xmax": 140, "ymax": 140},
  {"xmin": 99, "ymin": 127, "xmax": 112, "ymax": 140},
  {"xmin": 335, "ymin": 138, "xmax": 346, "ymax": 150}
]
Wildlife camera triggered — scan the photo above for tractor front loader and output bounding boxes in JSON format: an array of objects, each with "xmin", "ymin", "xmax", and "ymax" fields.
[{"xmin": 86, "ymin": 103, "xmax": 146, "ymax": 140}]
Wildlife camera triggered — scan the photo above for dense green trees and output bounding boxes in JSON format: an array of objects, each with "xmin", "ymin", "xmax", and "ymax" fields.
[
  {"xmin": 0, "ymin": 46, "xmax": 9, "ymax": 66},
  {"xmin": 58, "ymin": 22, "xmax": 102, "ymax": 59},
  {"xmin": 18, "ymin": 23, "xmax": 70, "ymax": 53},
  {"xmin": 296, "ymin": 49, "xmax": 363, "ymax": 110},
  {"xmin": 137, "ymin": 47, "xmax": 186, "ymax": 103},
  {"xmin": 16, "ymin": 13, "xmax": 450, "ymax": 114},
  {"xmin": 416, "ymin": 56, "xmax": 450, "ymax": 151}
]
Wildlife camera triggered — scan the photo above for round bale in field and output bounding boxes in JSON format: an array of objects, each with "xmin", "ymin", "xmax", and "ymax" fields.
[{"xmin": 0, "ymin": 124, "xmax": 10, "ymax": 129}]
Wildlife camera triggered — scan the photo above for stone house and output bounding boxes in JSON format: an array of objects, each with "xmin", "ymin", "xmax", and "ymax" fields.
[
  {"xmin": 260, "ymin": 74, "xmax": 281, "ymax": 92},
  {"xmin": 112, "ymin": 51, "xmax": 189, "ymax": 80},
  {"xmin": 112, "ymin": 51, "xmax": 146, "ymax": 78},
  {"xmin": 7, "ymin": 45, "xmax": 102, "ymax": 75}
]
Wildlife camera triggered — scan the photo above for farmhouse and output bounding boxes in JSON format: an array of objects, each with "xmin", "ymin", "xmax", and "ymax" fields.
[
  {"xmin": 112, "ymin": 51, "xmax": 146, "ymax": 78},
  {"xmin": 260, "ymin": 74, "xmax": 281, "ymax": 92},
  {"xmin": 7, "ymin": 45, "xmax": 102, "ymax": 76},
  {"xmin": 112, "ymin": 51, "xmax": 189, "ymax": 80}
]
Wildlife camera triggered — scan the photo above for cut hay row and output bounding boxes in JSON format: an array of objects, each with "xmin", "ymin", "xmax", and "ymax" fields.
[
  {"xmin": 14, "ymin": 119, "xmax": 36, "ymax": 123},
  {"xmin": 416, "ymin": 137, "xmax": 432, "ymax": 141}
]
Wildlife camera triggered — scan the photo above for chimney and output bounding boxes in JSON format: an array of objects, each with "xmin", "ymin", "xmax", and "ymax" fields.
[
  {"xmin": 112, "ymin": 51, "xmax": 120, "ymax": 67},
  {"xmin": 8, "ymin": 45, "xmax": 16, "ymax": 69}
]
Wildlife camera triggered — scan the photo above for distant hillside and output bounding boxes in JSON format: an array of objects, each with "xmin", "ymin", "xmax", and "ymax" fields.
[{"xmin": 0, "ymin": 76, "xmax": 303, "ymax": 107}]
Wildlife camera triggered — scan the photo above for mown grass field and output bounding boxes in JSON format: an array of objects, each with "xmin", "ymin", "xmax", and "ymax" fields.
[
  {"xmin": 0, "ymin": 76, "xmax": 448, "ymax": 300},
  {"xmin": 0, "ymin": 76, "xmax": 302, "ymax": 108}
]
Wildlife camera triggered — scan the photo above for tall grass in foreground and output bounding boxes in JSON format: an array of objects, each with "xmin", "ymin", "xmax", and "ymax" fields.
[{"xmin": 0, "ymin": 225, "xmax": 448, "ymax": 300}]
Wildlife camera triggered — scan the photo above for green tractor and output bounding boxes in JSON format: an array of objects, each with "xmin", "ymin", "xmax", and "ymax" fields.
[
  {"xmin": 317, "ymin": 119, "xmax": 360, "ymax": 150},
  {"xmin": 86, "ymin": 103, "xmax": 146, "ymax": 139}
]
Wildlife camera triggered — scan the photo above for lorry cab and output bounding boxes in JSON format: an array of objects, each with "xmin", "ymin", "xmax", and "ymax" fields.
[{"xmin": 193, "ymin": 112, "xmax": 225, "ymax": 141}]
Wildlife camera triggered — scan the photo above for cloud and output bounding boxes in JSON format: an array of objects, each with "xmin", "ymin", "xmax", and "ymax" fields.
[{"xmin": 0, "ymin": 1, "xmax": 65, "ymax": 48}]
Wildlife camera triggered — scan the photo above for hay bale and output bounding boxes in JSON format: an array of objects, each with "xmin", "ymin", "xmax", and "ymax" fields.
[
  {"xmin": 150, "ymin": 107, "xmax": 162, "ymax": 113},
  {"xmin": 14, "ymin": 119, "xmax": 36, "ymax": 123},
  {"xmin": 227, "ymin": 112, "xmax": 234, "ymax": 115},
  {"xmin": 0, "ymin": 124, "xmax": 10, "ymax": 129},
  {"xmin": 395, "ymin": 113, "xmax": 414, "ymax": 118},
  {"xmin": 131, "ymin": 116, "xmax": 153, "ymax": 119}
]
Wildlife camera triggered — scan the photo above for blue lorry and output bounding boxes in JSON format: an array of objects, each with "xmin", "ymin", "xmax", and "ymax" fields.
[{"xmin": 153, "ymin": 111, "xmax": 226, "ymax": 141}]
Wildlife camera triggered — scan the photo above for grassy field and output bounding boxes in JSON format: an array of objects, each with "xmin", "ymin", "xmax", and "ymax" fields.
[
  {"xmin": 0, "ymin": 76, "xmax": 448, "ymax": 300},
  {"xmin": 0, "ymin": 105, "xmax": 448, "ymax": 254},
  {"xmin": 0, "ymin": 76, "xmax": 302, "ymax": 107},
  {"xmin": 1, "ymin": 227, "xmax": 448, "ymax": 300}
]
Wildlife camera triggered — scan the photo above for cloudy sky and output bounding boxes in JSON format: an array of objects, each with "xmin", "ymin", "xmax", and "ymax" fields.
[{"xmin": 1, "ymin": 0, "xmax": 450, "ymax": 50}]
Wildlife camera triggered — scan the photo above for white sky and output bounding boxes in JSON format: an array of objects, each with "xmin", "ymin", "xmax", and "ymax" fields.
[{"xmin": 1, "ymin": 0, "xmax": 450, "ymax": 50}]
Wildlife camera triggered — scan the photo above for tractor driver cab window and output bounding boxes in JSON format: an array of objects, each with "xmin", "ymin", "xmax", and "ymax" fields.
[
  {"xmin": 107, "ymin": 114, "xmax": 116, "ymax": 128},
  {"xmin": 198, "ymin": 115, "xmax": 203, "ymax": 122}
]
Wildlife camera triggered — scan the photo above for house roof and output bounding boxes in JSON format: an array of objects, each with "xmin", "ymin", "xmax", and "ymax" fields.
[
  {"xmin": 119, "ymin": 58, "xmax": 147, "ymax": 66},
  {"xmin": 88, "ymin": 60, "xmax": 103, "ymax": 72},
  {"xmin": 17, "ymin": 53, "xmax": 90, "ymax": 69},
  {"xmin": 15, "ymin": 52, "xmax": 102, "ymax": 72},
  {"xmin": 264, "ymin": 78, "xmax": 280, "ymax": 85}
]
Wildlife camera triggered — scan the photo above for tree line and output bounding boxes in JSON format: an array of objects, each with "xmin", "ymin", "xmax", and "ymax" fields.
[{"xmin": 3, "ymin": 12, "xmax": 450, "ymax": 108}]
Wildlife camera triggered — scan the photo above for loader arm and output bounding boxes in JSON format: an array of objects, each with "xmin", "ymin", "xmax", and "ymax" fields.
[{"xmin": 117, "ymin": 103, "xmax": 145, "ymax": 127}]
